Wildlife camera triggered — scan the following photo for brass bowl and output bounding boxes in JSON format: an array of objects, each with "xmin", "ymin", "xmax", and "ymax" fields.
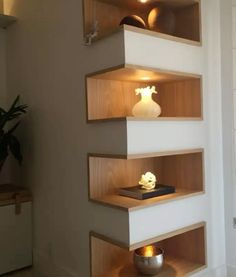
[{"xmin": 134, "ymin": 247, "xmax": 164, "ymax": 276}]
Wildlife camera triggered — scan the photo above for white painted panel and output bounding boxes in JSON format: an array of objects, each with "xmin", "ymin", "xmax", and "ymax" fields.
[
  {"xmin": 0, "ymin": 202, "xmax": 32, "ymax": 275},
  {"xmin": 233, "ymin": 7, "xmax": 236, "ymax": 48},
  {"xmin": 233, "ymin": 0, "xmax": 236, "ymax": 7},
  {"xmin": 124, "ymin": 30, "xmax": 204, "ymax": 75},
  {"xmin": 90, "ymin": 203, "xmax": 130, "ymax": 245},
  {"xmin": 233, "ymin": 49, "xmax": 236, "ymax": 89},
  {"xmin": 129, "ymin": 195, "xmax": 207, "ymax": 244},
  {"xmin": 127, "ymin": 121, "xmax": 205, "ymax": 154},
  {"xmin": 234, "ymin": 92, "xmax": 236, "ymax": 129},
  {"xmin": 228, "ymin": 265, "xmax": 236, "ymax": 277}
]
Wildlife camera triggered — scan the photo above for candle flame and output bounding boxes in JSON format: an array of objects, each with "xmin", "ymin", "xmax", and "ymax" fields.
[{"xmin": 143, "ymin": 245, "xmax": 155, "ymax": 257}]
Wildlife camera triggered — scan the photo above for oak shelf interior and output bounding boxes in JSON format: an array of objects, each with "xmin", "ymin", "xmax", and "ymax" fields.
[
  {"xmin": 90, "ymin": 223, "xmax": 206, "ymax": 277},
  {"xmin": 0, "ymin": 14, "xmax": 16, "ymax": 28},
  {"xmin": 86, "ymin": 65, "xmax": 202, "ymax": 122},
  {"xmin": 88, "ymin": 149, "xmax": 204, "ymax": 211},
  {"xmin": 83, "ymin": 0, "xmax": 201, "ymax": 44}
]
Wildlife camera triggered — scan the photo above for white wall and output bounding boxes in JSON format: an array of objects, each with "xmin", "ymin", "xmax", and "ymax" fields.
[
  {"xmin": 0, "ymin": 26, "xmax": 12, "ymax": 184},
  {"xmin": 4, "ymin": 0, "xmax": 128, "ymax": 276},
  {"xmin": 222, "ymin": 0, "xmax": 236, "ymax": 274}
]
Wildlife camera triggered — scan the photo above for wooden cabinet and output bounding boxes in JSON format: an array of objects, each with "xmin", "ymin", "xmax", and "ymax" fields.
[{"xmin": 0, "ymin": 185, "xmax": 32, "ymax": 275}]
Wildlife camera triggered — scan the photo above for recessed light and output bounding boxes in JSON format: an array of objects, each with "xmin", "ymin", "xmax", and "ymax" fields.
[
  {"xmin": 138, "ymin": 0, "xmax": 149, "ymax": 3},
  {"xmin": 141, "ymin": 76, "xmax": 151, "ymax": 80}
]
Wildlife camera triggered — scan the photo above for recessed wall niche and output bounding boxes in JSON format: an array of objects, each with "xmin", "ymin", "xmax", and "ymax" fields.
[
  {"xmin": 90, "ymin": 222, "xmax": 207, "ymax": 277},
  {"xmin": 83, "ymin": 0, "xmax": 201, "ymax": 44},
  {"xmin": 86, "ymin": 64, "xmax": 203, "ymax": 122},
  {"xmin": 88, "ymin": 149, "xmax": 204, "ymax": 211}
]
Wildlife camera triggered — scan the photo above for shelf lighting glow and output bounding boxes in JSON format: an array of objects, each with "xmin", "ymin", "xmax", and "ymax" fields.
[
  {"xmin": 138, "ymin": 0, "xmax": 149, "ymax": 3},
  {"xmin": 141, "ymin": 76, "xmax": 151, "ymax": 81},
  {"xmin": 143, "ymin": 245, "xmax": 155, "ymax": 257}
]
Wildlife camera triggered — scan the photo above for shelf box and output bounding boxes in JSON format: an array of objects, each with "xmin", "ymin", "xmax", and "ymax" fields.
[
  {"xmin": 88, "ymin": 149, "xmax": 204, "ymax": 211},
  {"xmin": 86, "ymin": 64, "xmax": 203, "ymax": 122},
  {"xmin": 90, "ymin": 222, "xmax": 207, "ymax": 277},
  {"xmin": 83, "ymin": 0, "xmax": 201, "ymax": 44}
]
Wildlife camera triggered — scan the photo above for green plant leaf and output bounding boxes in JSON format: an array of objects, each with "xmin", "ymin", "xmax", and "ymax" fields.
[
  {"xmin": 0, "ymin": 95, "xmax": 28, "ymax": 129},
  {"xmin": 8, "ymin": 135, "xmax": 23, "ymax": 164}
]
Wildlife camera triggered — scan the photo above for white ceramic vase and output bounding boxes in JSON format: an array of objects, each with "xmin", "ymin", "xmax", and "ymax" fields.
[{"xmin": 132, "ymin": 88, "xmax": 161, "ymax": 118}]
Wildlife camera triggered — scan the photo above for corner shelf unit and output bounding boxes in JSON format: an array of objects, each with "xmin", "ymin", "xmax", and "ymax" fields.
[
  {"xmin": 83, "ymin": 0, "xmax": 202, "ymax": 45},
  {"xmin": 0, "ymin": 14, "xmax": 16, "ymax": 28},
  {"xmin": 88, "ymin": 149, "xmax": 204, "ymax": 211},
  {"xmin": 90, "ymin": 222, "xmax": 207, "ymax": 277},
  {"xmin": 86, "ymin": 64, "xmax": 203, "ymax": 123}
]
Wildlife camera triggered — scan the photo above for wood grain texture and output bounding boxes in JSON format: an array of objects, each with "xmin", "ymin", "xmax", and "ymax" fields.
[
  {"xmin": 83, "ymin": 0, "xmax": 201, "ymax": 42},
  {"xmin": 97, "ymin": 0, "xmax": 200, "ymax": 10},
  {"xmin": 91, "ymin": 190, "xmax": 204, "ymax": 211},
  {"xmin": 87, "ymin": 66, "xmax": 202, "ymax": 121},
  {"xmin": 89, "ymin": 148, "xmax": 203, "ymax": 159},
  {"xmin": 88, "ymin": 66, "xmax": 198, "ymax": 82},
  {"xmin": 90, "ymin": 223, "xmax": 206, "ymax": 277},
  {"xmin": 174, "ymin": 3, "xmax": 200, "ymax": 42},
  {"xmin": 155, "ymin": 79, "xmax": 202, "ymax": 117},
  {"xmin": 88, "ymin": 150, "xmax": 204, "ymax": 210}
]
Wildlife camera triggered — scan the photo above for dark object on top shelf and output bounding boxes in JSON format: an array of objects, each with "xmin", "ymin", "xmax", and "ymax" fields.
[
  {"xmin": 148, "ymin": 6, "xmax": 176, "ymax": 35},
  {"xmin": 119, "ymin": 184, "xmax": 175, "ymax": 200},
  {"xmin": 120, "ymin": 15, "xmax": 146, "ymax": 29}
]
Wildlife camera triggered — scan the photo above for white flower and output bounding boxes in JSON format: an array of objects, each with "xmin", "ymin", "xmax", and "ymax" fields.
[
  {"xmin": 139, "ymin": 172, "xmax": 157, "ymax": 190},
  {"xmin": 135, "ymin": 86, "xmax": 158, "ymax": 96}
]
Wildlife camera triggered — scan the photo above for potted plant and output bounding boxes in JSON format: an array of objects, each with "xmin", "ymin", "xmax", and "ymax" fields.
[{"xmin": 0, "ymin": 96, "xmax": 27, "ymax": 172}]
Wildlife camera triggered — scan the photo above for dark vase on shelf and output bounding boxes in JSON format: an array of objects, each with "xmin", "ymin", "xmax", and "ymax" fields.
[
  {"xmin": 120, "ymin": 15, "xmax": 146, "ymax": 29},
  {"xmin": 148, "ymin": 6, "xmax": 176, "ymax": 35}
]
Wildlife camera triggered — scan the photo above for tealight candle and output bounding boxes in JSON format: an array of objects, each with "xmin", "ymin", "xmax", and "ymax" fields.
[{"xmin": 134, "ymin": 245, "xmax": 164, "ymax": 275}]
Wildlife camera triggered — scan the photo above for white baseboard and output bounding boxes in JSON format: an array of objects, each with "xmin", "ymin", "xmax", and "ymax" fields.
[{"xmin": 227, "ymin": 265, "xmax": 236, "ymax": 277}]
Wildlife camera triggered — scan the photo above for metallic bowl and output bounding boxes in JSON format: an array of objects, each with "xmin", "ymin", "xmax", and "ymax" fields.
[{"xmin": 134, "ymin": 246, "xmax": 164, "ymax": 276}]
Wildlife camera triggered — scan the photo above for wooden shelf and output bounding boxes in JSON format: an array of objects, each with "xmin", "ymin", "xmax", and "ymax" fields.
[
  {"xmin": 106, "ymin": 257, "xmax": 206, "ymax": 277},
  {"xmin": 83, "ymin": 0, "xmax": 201, "ymax": 44},
  {"xmin": 86, "ymin": 64, "xmax": 203, "ymax": 122},
  {"xmin": 0, "ymin": 14, "xmax": 16, "ymax": 28},
  {"xmin": 88, "ymin": 116, "xmax": 203, "ymax": 123},
  {"xmin": 88, "ymin": 149, "xmax": 204, "ymax": 211},
  {"xmin": 90, "ymin": 222, "xmax": 207, "ymax": 277},
  {"xmin": 91, "ymin": 190, "xmax": 203, "ymax": 211}
]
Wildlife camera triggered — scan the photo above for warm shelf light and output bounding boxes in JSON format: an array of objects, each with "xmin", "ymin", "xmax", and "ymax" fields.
[
  {"xmin": 141, "ymin": 76, "xmax": 151, "ymax": 81},
  {"xmin": 138, "ymin": 0, "xmax": 149, "ymax": 3},
  {"xmin": 134, "ymin": 245, "xmax": 164, "ymax": 275},
  {"xmin": 143, "ymin": 245, "xmax": 155, "ymax": 257}
]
